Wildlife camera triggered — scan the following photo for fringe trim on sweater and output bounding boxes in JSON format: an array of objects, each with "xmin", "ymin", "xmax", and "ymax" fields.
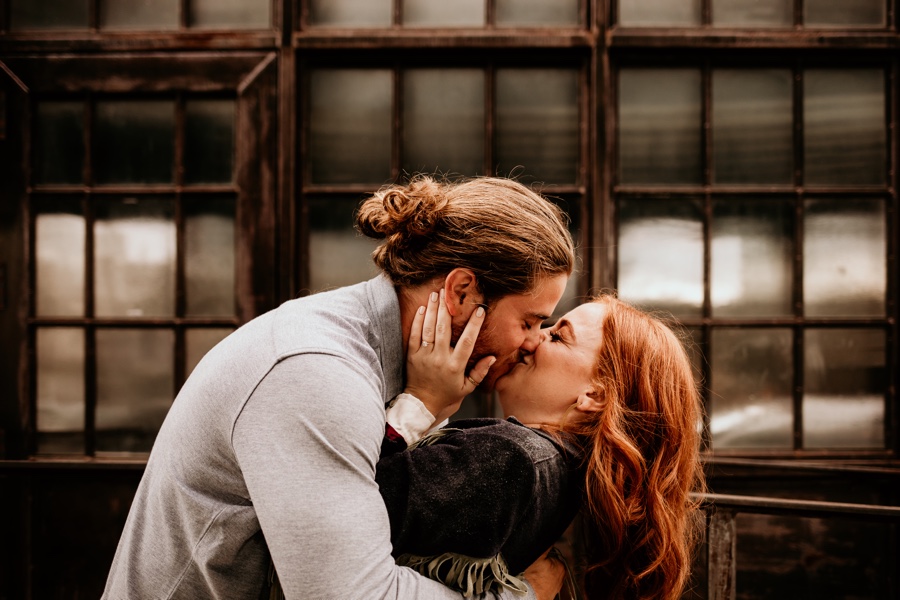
[
  {"xmin": 408, "ymin": 427, "xmax": 462, "ymax": 450},
  {"xmin": 396, "ymin": 551, "xmax": 529, "ymax": 598}
]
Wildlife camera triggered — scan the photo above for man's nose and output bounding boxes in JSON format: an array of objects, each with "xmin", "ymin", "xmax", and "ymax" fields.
[{"xmin": 520, "ymin": 327, "xmax": 543, "ymax": 353}]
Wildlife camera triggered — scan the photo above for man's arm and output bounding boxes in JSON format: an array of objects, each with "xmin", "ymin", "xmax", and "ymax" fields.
[{"xmin": 232, "ymin": 353, "xmax": 536, "ymax": 599}]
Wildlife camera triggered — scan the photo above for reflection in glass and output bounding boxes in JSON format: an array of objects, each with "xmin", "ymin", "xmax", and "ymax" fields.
[
  {"xmin": 96, "ymin": 329, "xmax": 174, "ymax": 453},
  {"xmin": 95, "ymin": 197, "xmax": 176, "ymax": 317},
  {"xmin": 36, "ymin": 204, "xmax": 85, "ymax": 317},
  {"xmin": 308, "ymin": 197, "xmax": 380, "ymax": 292},
  {"xmin": 712, "ymin": 69, "xmax": 793, "ymax": 184},
  {"xmin": 618, "ymin": 0, "xmax": 701, "ymax": 26},
  {"xmin": 403, "ymin": 0, "xmax": 484, "ymax": 26},
  {"xmin": 711, "ymin": 200, "xmax": 792, "ymax": 317},
  {"xmin": 185, "ymin": 99, "xmax": 235, "ymax": 184},
  {"xmin": 185, "ymin": 198, "xmax": 236, "ymax": 317},
  {"xmin": 310, "ymin": 70, "xmax": 392, "ymax": 184},
  {"xmin": 805, "ymin": 0, "xmax": 885, "ymax": 27},
  {"xmin": 496, "ymin": 0, "xmax": 579, "ymax": 25},
  {"xmin": 619, "ymin": 69, "xmax": 702, "ymax": 185},
  {"xmin": 496, "ymin": 69, "xmax": 579, "ymax": 184},
  {"xmin": 403, "ymin": 70, "xmax": 484, "ymax": 176},
  {"xmin": 617, "ymin": 199, "xmax": 703, "ymax": 318},
  {"xmin": 10, "ymin": 0, "xmax": 88, "ymax": 30},
  {"xmin": 804, "ymin": 329, "xmax": 885, "ymax": 448},
  {"xmin": 804, "ymin": 69, "xmax": 885, "ymax": 185},
  {"xmin": 710, "ymin": 328, "xmax": 793, "ymax": 449},
  {"xmin": 95, "ymin": 100, "xmax": 176, "ymax": 184},
  {"xmin": 35, "ymin": 102, "xmax": 85, "ymax": 184},
  {"xmin": 712, "ymin": 0, "xmax": 792, "ymax": 27},
  {"xmin": 99, "ymin": 0, "xmax": 178, "ymax": 30},
  {"xmin": 804, "ymin": 199, "xmax": 885, "ymax": 317},
  {"xmin": 309, "ymin": 0, "xmax": 392, "ymax": 27},
  {"xmin": 36, "ymin": 328, "xmax": 85, "ymax": 454},
  {"xmin": 186, "ymin": 328, "xmax": 233, "ymax": 376},
  {"xmin": 191, "ymin": 0, "xmax": 270, "ymax": 29}
]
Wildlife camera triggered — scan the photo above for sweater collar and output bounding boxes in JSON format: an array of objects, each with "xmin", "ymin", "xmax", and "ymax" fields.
[{"xmin": 364, "ymin": 274, "xmax": 404, "ymax": 404}]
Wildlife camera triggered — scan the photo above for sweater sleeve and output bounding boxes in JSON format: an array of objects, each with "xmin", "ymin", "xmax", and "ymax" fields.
[
  {"xmin": 376, "ymin": 425, "xmax": 538, "ymax": 561},
  {"xmin": 233, "ymin": 354, "xmax": 534, "ymax": 600}
]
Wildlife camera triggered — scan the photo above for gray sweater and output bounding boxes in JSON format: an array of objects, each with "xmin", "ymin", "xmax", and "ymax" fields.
[{"xmin": 102, "ymin": 275, "xmax": 535, "ymax": 600}]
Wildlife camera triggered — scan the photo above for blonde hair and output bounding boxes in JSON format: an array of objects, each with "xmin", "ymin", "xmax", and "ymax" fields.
[
  {"xmin": 564, "ymin": 295, "xmax": 706, "ymax": 600},
  {"xmin": 355, "ymin": 175, "xmax": 575, "ymax": 301}
]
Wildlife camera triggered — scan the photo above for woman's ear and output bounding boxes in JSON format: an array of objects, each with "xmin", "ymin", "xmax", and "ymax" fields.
[
  {"xmin": 442, "ymin": 268, "xmax": 483, "ymax": 317},
  {"xmin": 575, "ymin": 390, "xmax": 604, "ymax": 414}
]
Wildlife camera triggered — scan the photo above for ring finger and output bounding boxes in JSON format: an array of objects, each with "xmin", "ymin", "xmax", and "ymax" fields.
[{"xmin": 420, "ymin": 290, "xmax": 439, "ymax": 349}]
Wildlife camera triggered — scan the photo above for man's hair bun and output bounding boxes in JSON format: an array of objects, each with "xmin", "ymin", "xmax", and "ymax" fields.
[{"xmin": 356, "ymin": 176, "xmax": 449, "ymax": 242}]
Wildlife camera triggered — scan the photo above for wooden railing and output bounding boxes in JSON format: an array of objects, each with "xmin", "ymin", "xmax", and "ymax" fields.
[{"xmin": 696, "ymin": 492, "xmax": 900, "ymax": 600}]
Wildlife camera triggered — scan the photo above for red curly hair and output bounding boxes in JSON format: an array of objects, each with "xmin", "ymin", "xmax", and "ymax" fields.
[{"xmin": 562, "ymin": 295, "xmax": 705, "ymax": 600}]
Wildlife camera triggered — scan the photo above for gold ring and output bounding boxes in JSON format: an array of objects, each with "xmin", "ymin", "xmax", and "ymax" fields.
[{"xmin": 466, "ymin": 375, "xmax": 480, "ymax": 387}]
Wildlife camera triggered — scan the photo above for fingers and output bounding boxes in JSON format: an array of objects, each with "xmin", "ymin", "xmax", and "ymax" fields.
[
  {"xmin": 464, "ymin": 355, "xmax": 496, "ymax": 392},
  {"xmin": 434, "ymin": 289, "xmax": 452, "ymax": 349},
  {"xmin": 412, "ymin": 291, "xmax": 439, "ymax": 352},
  {"xmin": 451, "ymin": 302, "xmax": 486, "ymax": 365}
]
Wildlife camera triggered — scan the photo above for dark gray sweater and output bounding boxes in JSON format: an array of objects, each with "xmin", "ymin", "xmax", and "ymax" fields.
[{"xmin": 377, "ymin": 418, "xmax": 585, "ymax": 596}]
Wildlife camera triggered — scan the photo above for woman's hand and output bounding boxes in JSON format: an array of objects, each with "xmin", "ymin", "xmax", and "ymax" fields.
[{"xmin": 405, "ymin": 289, "xmax": 496, "ymax": 424}]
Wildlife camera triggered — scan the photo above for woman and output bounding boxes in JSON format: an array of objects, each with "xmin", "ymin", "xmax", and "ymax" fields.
[{"xmin": 377, "ymin": 292, "xmax": 706, "ymax": 599}]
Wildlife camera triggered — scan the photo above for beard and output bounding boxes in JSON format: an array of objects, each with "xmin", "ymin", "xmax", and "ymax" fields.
[{"xmin": 451, "ymin": 320, "xmax": 522, "ymax": 392}]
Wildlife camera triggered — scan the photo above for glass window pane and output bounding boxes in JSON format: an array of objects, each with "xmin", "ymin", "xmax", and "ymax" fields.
[
  {"xmin": 805, "ymin": 0, "xmax": 886, "ymax": 27},
  {"xmin": 10, "ymin": 0, "xmax": 89, "ymax": 30},
  {"xmin": 36, "ymin": 328, "xmax": 85, "ymax": 454},
  {"xmin": 712, "ymin": 0, "xmax": 792, "ymax": 27},
  {"xmin": 309, "ymin": 70, "xmax": 392, "ymax": 184},
  {"xmin": 36, "ymin": 201, "xmax": 85, "ymax": 317},
  {"xmin": 308, "ymin": 197, "xmax": 380, "ymax": 293},
  {"xmin": 402, "ymin": 69, "xmax": 484, "ymax": 177},
  {"xmin": 711, "ymin": 200, "xmax": 792, "ymax": 318},
  {"xmin": 618, "ymin": 0, "xmax": 701, "ymax": 26},
  {"xmin": 496, "ymin": 0, "xmax": 579, "ymax": 26},
  {"xmin": 710, "ymin": 328, "xmax": 793, "ymax": 449},
  {"xmin": 403, "ymin": 0, "xmax": 485, "ymax": 26},
  {"xmin": 34, "ymin": 101, "xmax": 84, "ymax": 184},
  {"xmin": 95, "ymin": 197, "xmax": 176, "ymax": 318},
  {"xmin": 804, "ymin": 329, "xmax": 885, "ymax": 449},
  {"xmin": 555, "ymin": 197, "xmax": 582, "ymax": 318},
  {"xmin": 99, "ymin": 0, "xmax": 179, "ymax": 30},
  {"xmin": 309, "ymin": 0, "xmax": 392, "ymax": 26},
  {"xmin": 95, "ymin": 100, "xmax": 176, "ymax": 185},
  {"xmin": 804, "ymin": 69, "xmax": 886, "ymax": 186},
  {"xmin": 190, "ymin": 0, "xmax": 270, "ymax": 29},
  {"xmin": 619, "ymin": 69, "xmax": 702, "ymax": 185},
  {"xmin": 186, "ymin": 328, "xmax": 233, "ymax": 376},
  {"xmin": 803, "ymin": 199, "xmax": 885, "ymax": 317},
  {"xmin": 712, "ymin": 69, "xmax": 793, "ymax": 184},
  {"xmin": 96, "ymin": 329, "xmax": 174, "ymax": 453},
  {"xmin": 617, "ymin": 199, "xmax": 703, "ymax": 318},
  {"xmin": 496, "ymin": 69, "xmax": 579, "ymax": 184},
  {"xmin": 185, "ymin": 198, "xmax": 236, "ymax": 317},
  {"xmin": 185, "ymin": 99, "xmax": 235, "ymax": 185}
]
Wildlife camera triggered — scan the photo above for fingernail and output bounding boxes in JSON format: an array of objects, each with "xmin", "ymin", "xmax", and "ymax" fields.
[
  {"xmin": 475, "ymin": 306, "xmax": 485, "ymax": 317},
  {"xmin": 418, "ymin": 306, "xmax": 425, "ymax": 315},
  {"xmin": 430, "ymin": 292, "xmax": 438, "ymax": 302},
  {"xmin": 489, "ymin": 357, "xmax": 497, "ymax": 367},
  {"xmin": 439, "ymin": 289, "xmax": 445, "ymax": 301}
]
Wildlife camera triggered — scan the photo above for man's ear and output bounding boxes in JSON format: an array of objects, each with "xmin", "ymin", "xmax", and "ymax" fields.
[
  {"xmin": 575, "ymin": 389, "xmax": 604, "ymax": 414},
  {"xmin": 442, "ymin": 268, "xmax": 483, "ymax": 317}
]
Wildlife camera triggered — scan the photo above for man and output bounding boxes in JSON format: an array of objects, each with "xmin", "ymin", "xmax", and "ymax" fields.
[{"xmin": 102, "ymin": 176, "xmax": 575, "ymax": 599}]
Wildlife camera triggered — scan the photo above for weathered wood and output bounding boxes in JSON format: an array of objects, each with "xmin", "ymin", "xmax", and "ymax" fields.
[{"xmin": 708, "ymin": 508, "xmax": 737, "ymax": 600}]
